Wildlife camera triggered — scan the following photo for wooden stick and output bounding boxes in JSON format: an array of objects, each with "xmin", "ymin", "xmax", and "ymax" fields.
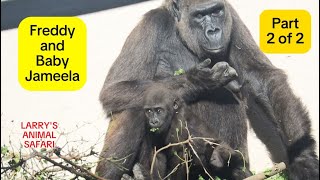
[{"xmin": 244, "ymin": 162, "xmax": 286, "ymax": 180}]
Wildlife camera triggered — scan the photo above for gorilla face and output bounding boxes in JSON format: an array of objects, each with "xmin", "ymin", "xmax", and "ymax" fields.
[
  {"xmin": 173, "ymin": 0, "xmax": 232, "ymax": 57},
  {"xmin": 144, "ymin": 106, "xmax": 170, "ymax": 129},
  {"xmin": 143, "ymin": 86, "xmax": 179, "ymax": 134}
]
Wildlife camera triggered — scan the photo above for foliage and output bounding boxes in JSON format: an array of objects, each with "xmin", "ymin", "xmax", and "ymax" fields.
[
  {"xmin": 174, "ymin": 68, "xmax": 186, "ymax": 76},
  {"xmin": 1, "ymin": 122, "xmax": 107, "ymax": 180},
  {"xmin": 265, "ymin": 171, "xmax": 288, "ymax": 180},
  {"xmin": 150, "ymin": 128, "xmax": 160, "ymax": 132}
]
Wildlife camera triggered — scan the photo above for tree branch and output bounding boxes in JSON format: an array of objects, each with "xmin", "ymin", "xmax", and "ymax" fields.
[{"xmin": 33, "ymin": 150, "xmax": 97, "ymax": 180}]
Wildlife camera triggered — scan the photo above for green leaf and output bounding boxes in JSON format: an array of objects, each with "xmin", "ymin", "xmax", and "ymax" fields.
[
  {"xmin": 150, "ymin": 128, "xmax": 160, "ymax": 132},
  {"xmin": 265, "ymin": 171, "xmax": 288, "ymax": 180},
  {"xmin": 263, "ymin": 168, "xmax": 273, "ymax": 177},
  {"xmin": 13, "ymin": 157, "xmax": 20, "ymax": 163},
  {"xmin": 174, "ymin": 69, "xmax": 185, "ymax": 76},
  {"xmin": 198, "ymin": 175, "xmax": 205, "ymax": 180},
  {"xmin": 15, "ymin": 166, "xmax": 21, "ymax": 172},
  {"xmin": 1, "ymin": 145, "xmax": 9, "ymax": 155}
]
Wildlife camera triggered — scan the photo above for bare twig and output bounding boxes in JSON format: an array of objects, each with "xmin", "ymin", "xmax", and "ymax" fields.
[
  {"xmin": 234, "ymin": 150, "xmax": 246, "ymax": 171},
  {"xmin": 1, "ymin": 152, "xmax": 36, "ymax": 174},
  {"xmin": 1, "ymin": 159, "xmax": 25, "ymax": 174},
  {"xmin": 33, "ymin": 150, "xmax": 94, "ymax": 179},
  {"xmin": 162, "ymin": 163, "xmax": 182, "ymax": 180},
  {"xmin": 57, "ymin": 153, "xmax": 106, "ymax": 180},
  {"xmin": 150, "ymin": 121, "xmax": 220, "ymax": 179},
  {"xmin": 1, "ymin": 120, "xmax": 106, "ymax": 180},
  {"xmin": 104, "ymin": 153, "xmax": 133, "ymax": 172},
  {"xmin": 227, "ymin": 151, "xmax": 232, "ymax": 167},
  {"xmin": 185, "ymin": 122, "xmax": 215, "ymax": 180},
  {"xmin": 150, "ymin": 139, "xmax": 190, "ymax": 175}
]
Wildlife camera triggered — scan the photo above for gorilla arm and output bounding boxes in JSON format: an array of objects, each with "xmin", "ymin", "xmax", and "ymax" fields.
[
  {"xmin": 226, "ymin": 2, "xmax": 319, "ymax": 179},
  {"xmin": 265, "ymin": 70, "xmax": 318, "ymax": 180},
  {"xmin": 96, "ymin": 9, "xmax": 175, "ymax": 178},
  {"xmin": 100, "ymin": 58, "xmax": 238, "ymax": 115},
  {"xmin": 99, "ymin": 9, "xmax": 162, "ymax": 115}
]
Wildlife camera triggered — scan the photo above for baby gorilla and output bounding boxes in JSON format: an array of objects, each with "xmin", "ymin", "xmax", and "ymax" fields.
[
  {"xmin": 122, "ymin": 62, "xmax": 251, "ymax": 180},
  {"xmin": 144, "ymin": 87, "xmax": 250, "ymax": 180}
]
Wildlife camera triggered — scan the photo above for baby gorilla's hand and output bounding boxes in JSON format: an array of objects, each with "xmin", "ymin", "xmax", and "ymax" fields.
[
  {"xmin": 210, "ymin": 143, "xmax": 235, "ymax": 169},
  {"xmin": 210, "ymin": 143, "xmax": 252, "ymax": 180},
  {"xmin": 121, "ymin": 163, "xmax": 147, "ymax": 180},
  {"xmin": 121, "ymin": 174, "xmax": 134, "ymax": 180}
]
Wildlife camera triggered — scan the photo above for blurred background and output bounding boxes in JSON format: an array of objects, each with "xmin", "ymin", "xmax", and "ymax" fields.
[{"xmin": 1, "ymin": 0, "xmax": 319, "ymax": 174}]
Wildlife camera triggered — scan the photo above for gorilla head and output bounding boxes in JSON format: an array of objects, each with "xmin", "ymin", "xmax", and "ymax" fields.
[
  {"xmin": 143, "ymin": 85, "xmax": 180, "ymax": 134},
  {"xmin": 167, "ymin": 0, "xmax": 232, "ymax": 58}
]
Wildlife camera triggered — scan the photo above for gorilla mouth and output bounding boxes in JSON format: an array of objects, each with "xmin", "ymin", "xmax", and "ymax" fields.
[
  {"xmin": 203, "ymin": 46, "xmax": 224, "ymax": 53},
  {"xmin": 149, "ymin": 122, "xmax": 162, "ymax": 129}
]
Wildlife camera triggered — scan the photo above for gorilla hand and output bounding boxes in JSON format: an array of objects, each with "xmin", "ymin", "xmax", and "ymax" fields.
[
  {"xmin": 121, "ymin": 174, "xmax": 134, "ymax": 180},
  {"xmin": 210, "ymin": 143, "xmax": 252, "ymax": 180},
  {"xmin": 210, "ymin": 143, "xmax": 235, "ymax": 169},
  {"xmin": 188, "ymin": 59, "xmax": 238, "ymax": 90},
  {"xmin": 121, "ymin": 163, "xmax": 147, "ymax": 180}
]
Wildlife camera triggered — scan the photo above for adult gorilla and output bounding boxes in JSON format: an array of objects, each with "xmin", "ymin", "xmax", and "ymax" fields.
[{"xmin": 96, "ymin": 0, "xmax": 319, "ymax": 179}]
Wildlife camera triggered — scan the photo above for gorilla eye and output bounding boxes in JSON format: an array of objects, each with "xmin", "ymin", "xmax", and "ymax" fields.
[
  {"xmin": 196, "ymin": 13, "xmax": 203, "ymax": 19},
  {"xmin": 156, "ymin": 108, "xmax": 163, "ymax": 113},
  {"xmin": 211, "ymin": 8, "xmax": 223, "ymax": 16},
  {"xmin": 145, "ymin": 109, "xmax": 152, "ymax": 114}
]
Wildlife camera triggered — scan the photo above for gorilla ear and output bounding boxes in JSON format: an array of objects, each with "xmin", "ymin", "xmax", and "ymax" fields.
[
  {"xmin": 172, "ymin": 0, "xmax": 181, "ymax": 21},
  {"xmin": 173, "ymin": 98, "xmax": 180, "ymax": 110}
]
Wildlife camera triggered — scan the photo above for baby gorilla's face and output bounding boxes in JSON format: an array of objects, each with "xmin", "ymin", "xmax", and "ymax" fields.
[
  {"xmin": 144, "ymin": 106, "xmax": 170, "ymax": 133},
  {"xmin": 143, "ymin": 85, "xmax": 180, "ymax": 134}
]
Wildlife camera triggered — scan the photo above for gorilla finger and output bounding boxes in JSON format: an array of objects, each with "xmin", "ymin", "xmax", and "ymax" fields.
[
  {"xmin": 211, "ymin": 159, "xmax": 224, "ymax": 168},
  {"xmin": 133, "ymin": 163, "xmax": 146, "ymax": 180},
  {"xmin": 212, "ymin": 61, "xmax": 229, "ymax": 72},
  {"xmin": 210, "ymin": 153, "xmax": 224, "ymax": 168},
  {"xmin": 198, "ymin": 58, "xmax": 212, "ymax": 68},
  {"xmin": 224, "ymin": 67, "xmax": 238, "ymax": 77},
  {"xmin": 121, "ymin": 174, "xmax": 134, "ymax": 180}
]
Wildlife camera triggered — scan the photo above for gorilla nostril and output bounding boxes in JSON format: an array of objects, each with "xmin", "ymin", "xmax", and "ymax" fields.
[
  {"xmin": 207, "ymin": 29, "xmax": 215, "ymax": 36},
  {"xmin": 206, "ymin": 28, "xmax": 220, "ymax": 38},
  {"xmin": 213, "ymin": 28, "xmax": 220, "ymax": 33},
  {"xmin": 151, "ymin": 119, "xmax": 159, "ymax": 125}
]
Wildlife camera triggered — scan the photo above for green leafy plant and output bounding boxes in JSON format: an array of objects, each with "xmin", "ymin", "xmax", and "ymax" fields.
[
  {"xmin": 265, "ymin": 171, "xmax": 288, "ymax": 180},
  {"xmin": 174, "ymin": 68, "xmax": 185, "ymax": 76},
  {"xmin": 150, "ymin": 128, "xmax": 160, "ymax": 132},
  {"xmin": 1, "ymin": 145, "xmax": 9, "ymax": 155}
]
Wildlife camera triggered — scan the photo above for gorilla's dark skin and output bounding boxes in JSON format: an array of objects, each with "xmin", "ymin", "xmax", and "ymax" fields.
[{"xmin": 96, "ymin": 0, "xmax": 319, "ymax": 179}]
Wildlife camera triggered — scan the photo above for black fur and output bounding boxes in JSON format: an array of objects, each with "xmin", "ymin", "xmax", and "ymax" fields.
[
  {"xmin": 139, "ymin": 85, "xmax": 251, "ymax": 179},
  {"xmin": 96, "ymin": 0, "xmax": 319, "ymax": 179}
]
